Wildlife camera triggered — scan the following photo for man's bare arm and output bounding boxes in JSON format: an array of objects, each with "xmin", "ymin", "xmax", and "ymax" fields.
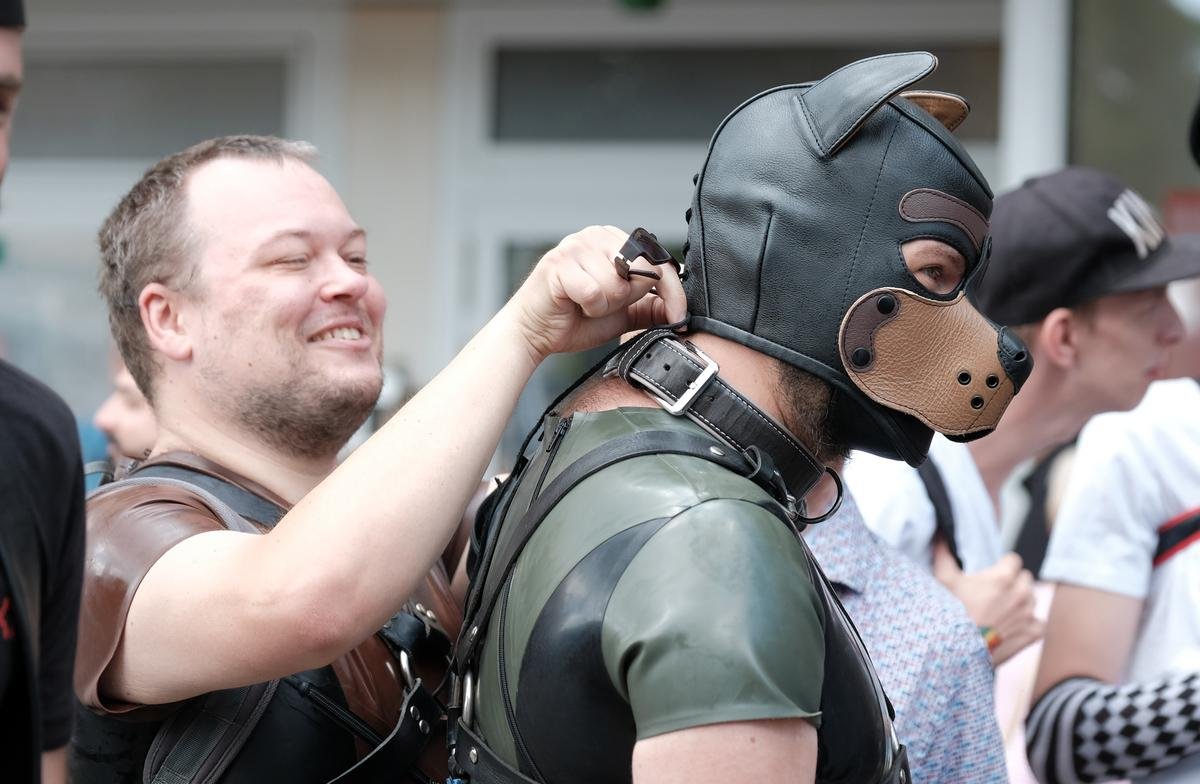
[
  {"xmin": 1021, "ymin": 583, "xmax": 1200, "ymax": 784},
  {"xmin": 1033, "ymin": 583, "xmax": 1142, "ymax": 700},
  {"xmin": 632, "ymin": 719, "xmax": 817, "ymax": 784},
  {"xmin": 101, "ymin": 226, "xmax": 686, "ymax": 706},
  {"xmin": 41, "ymin": 747, "xmax": 67, "ymax": 784}
]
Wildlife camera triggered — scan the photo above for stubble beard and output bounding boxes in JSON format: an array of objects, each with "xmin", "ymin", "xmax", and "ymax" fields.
[{"xmin": 206, "ymin": 358, "xmax": 384, "ymax": 462}]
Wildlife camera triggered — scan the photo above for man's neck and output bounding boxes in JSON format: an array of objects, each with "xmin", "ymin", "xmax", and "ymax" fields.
[
  {"xmin": 966, "ymin": 365, "xmax": 1092, "ymax": 509},
  {"xmin": 150, "ymin": 397, "xmax": 337, "ymax": 506}
]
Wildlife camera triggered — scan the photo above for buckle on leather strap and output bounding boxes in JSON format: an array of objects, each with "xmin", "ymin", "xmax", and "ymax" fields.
[{"xmin": 649, "ymin": 343, "xmax": 719, "ymax": 415}]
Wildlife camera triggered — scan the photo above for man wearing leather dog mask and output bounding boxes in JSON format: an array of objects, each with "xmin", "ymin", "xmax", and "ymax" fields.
[{"xmin": 452, "ymin": 52, "xmax": 1031, "ymax": 784}]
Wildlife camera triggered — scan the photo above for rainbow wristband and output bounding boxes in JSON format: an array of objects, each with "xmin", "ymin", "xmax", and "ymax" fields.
[{"xmin": 979, "ymin": 625, "xmax": 1001, "ymax": 652}]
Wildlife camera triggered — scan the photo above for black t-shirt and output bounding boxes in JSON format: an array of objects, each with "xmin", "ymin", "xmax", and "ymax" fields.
[{"xmin": 0, "ymin": 359, "xmax": 86, "ymax": 767}]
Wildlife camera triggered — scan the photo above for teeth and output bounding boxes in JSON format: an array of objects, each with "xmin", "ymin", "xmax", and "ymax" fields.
[{"xmin": 312, "ymin": 327, "xmax": 363, "ymax": 342}]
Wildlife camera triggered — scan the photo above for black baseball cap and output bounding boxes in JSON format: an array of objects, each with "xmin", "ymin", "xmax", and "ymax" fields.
[{"xmin": 971, "ymin": 167, "xmax": 1200, "ymax": 326}]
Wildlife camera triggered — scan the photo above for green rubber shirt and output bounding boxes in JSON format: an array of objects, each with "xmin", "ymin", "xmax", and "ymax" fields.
[{"xmin": 474, "ymin": 407, "xmax": 826, "ymax": 782}]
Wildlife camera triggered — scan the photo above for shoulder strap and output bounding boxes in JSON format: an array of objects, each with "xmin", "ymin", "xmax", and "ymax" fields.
[
  {"xmin": 100, "ymin": 468, "xmax": 286, "ymax": 784},
  {"xmin": 915, "ymin": 458, "xmax": 963, "ymax": 570},
  {"xmin": 1154, "ymin": 507, "xmax": 1200, "ymax": 568},
  {"xmin": 453, "ymin": 429, "xmax": 798, "ymax": 784},
  {"xmin": 457, "ymin": 429, "xmax": 773, "ymax": 670},
  {"xmin": 130, "ymin": 464, "xmax": 286, "ymax": 528},
  {"xmin": 121, "ymin": 466, "xmax": 445, "ymax": 784}
]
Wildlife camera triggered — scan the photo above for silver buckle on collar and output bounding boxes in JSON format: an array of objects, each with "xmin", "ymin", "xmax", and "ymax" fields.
[{"xmin": 650, "ymin": 343, "xmax": 719, "ymax": 415}]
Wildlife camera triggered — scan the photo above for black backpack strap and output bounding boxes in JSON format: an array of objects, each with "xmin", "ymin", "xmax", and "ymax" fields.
[
  {"xmin": 1154, "ymin": 507, "xmax": 1200, "ymax": 568},
  {"xmin": 915, "ymin": 458, "xmax": 963, "ymax": 570},
  {"xmin": 144, "ymin": 681, "xmax": 279, "ymax": 784}
]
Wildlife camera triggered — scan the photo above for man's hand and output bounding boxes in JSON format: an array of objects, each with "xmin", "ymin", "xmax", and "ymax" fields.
[
  {"xmin": 933, "ymin": 538, "xmax": 1043, "ymax": 665},
  {"xmin": 509, "ymin": 225, "xmax": 688, "ymax": 363}
]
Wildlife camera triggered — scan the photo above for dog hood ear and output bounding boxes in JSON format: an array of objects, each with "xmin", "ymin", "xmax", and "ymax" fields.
[{"xmin": 797, "ymin": 51, "xmax": 939, "ymax": 157}]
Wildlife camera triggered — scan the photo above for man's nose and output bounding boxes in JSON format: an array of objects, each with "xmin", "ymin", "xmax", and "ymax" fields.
[
  {"xmin": 93, "ymin": 396, "xmax": 117, "ymax": 438},
  {"xmin": 1159, "ymin": 300, "xmax": 1186, "ymax": 346},
  {"xmin": 318, "ymin": 256, "xmax": 370, "ymax": 301},
  {"xmin": 998, "ymin": 327, "xmax": 1033, "ymax": 393}
]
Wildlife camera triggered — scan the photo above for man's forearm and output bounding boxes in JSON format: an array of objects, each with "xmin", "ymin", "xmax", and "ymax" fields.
[
  {"xmin": 1026, "ymin": 672, "xmax": 1200, "ymax": 783},
  {"xmin": 261, "ymin": 303, "xmax": 542, "ymax": 636}
]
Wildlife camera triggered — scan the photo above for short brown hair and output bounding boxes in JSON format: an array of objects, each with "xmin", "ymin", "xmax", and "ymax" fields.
[{"xmin": 97, "ymin": 135, "xmax": 316, "ymax": 402}]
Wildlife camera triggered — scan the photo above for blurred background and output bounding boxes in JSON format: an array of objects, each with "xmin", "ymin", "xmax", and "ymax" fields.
[{"xmin": 2, "ymin": 0, "xmax": 1198, "ymax": 460}]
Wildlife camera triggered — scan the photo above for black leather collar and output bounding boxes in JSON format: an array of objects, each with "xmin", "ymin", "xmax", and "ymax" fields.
[{"xmin": 607, "ymin": 328, "xmax": 830, "ymax": 514}]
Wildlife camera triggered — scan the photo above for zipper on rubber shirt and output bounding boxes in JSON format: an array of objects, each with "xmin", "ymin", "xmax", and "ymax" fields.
[{"xmin": 498, "ymin": 414, "xmax": 572, "ymax": 779}]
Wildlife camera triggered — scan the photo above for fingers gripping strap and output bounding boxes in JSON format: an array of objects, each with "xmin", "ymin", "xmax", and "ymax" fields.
[{"xmin": 1026, "ymin": 673, "xmax": 1200, "ymax": 783}]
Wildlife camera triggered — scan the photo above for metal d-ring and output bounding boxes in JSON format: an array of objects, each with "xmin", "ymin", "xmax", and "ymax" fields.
[
  {"xmin": 795, "ymin": 467, "xmax": 844, "ymax": 524},
  {"xmin": 399, "ymin": 650, "xmax": 415, "ymax": 690},
  {"xmin": 461, "ymin": 670, "xmax": 477, "ymax": 728}
]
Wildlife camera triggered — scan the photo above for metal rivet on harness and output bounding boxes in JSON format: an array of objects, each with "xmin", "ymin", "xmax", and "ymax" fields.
[
  {"xmin": 410, "ymin": 705, "xmax": 421, "ymax": 721},
  {"xmin": 469, "ymin": 748, "xmax": 479, "ymax": 764},
  {"xmin": 851, "ymin": 347, "xmax": 872, "ymax": 367},
  {"xmin": 876, "ymin": 293, "xmax": 897, "ymax": 314},
  {"xmin": 419, "ymin": 720, "xmax": 430, "ymax": 734},
  {"xmin": 709, "ymin": 446, "xmax": 725, "ymax": 457}
]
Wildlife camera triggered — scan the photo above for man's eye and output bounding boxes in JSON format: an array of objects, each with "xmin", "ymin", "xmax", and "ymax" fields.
[
  {"xmin": 347, "ymin": 255, "xmax": 368, "ymax": 268},
  {"xmin": 922, "ymin": 265, "xmax": 944, "ymax": 281},
  {"xmin": 274, "ymin": 257, "xmax": 307, "ymax": 266}
]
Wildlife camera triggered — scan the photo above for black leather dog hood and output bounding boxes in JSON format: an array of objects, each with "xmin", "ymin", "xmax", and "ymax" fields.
[{"xmin": 683, "ymin": 52, "xmax": 1030, "ymax": 465}]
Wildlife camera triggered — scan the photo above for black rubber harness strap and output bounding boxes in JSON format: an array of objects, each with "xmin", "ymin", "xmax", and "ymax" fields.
[
  {"xmin": 456, "ymin": 429, "xmax": 767, "ymax": 671},
  {"xmin": 450, "ymin": 430, "xmax": 805, "ymax": 784}
]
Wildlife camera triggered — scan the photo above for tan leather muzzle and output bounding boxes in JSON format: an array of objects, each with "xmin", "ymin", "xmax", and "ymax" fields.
[{"xmin": 839, "ymin": 287, "xmax": 1030, "ymax": 439}]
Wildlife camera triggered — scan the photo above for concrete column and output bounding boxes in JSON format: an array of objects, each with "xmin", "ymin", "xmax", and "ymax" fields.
[{"xmin": 998, "ymin": 0, "xmax": 1071, "ymax": 190}]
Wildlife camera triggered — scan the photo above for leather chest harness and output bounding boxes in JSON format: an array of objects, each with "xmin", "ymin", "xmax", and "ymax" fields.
[
  {"xmin": 76, "ymin": 462, "xmax": 451, "ymax": 784},
  {"xmin": 447, "ymin": 329, "xmax": 912, "ymax": 784}
]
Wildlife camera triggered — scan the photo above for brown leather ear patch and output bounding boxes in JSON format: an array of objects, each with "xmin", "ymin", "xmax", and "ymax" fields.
[
  {"xmin": 899, "ymin": 188, "xmax": 988, "ymax": 253},
  {"xmin": 840, "ymin": 288, "xmax": 1016, "ymax": 437},
  {"xmin": 900, "ymin": 90, "xmax": 970, "ymax": 132}
]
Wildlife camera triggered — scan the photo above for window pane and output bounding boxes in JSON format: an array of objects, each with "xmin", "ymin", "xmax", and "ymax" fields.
[
  {"xmin": 15, "ymin": 58, "xmax": 286, "ymax": 159},
  {"xmin": 494, "ymin": 44, "xmax": 998, "ymax": 142}
]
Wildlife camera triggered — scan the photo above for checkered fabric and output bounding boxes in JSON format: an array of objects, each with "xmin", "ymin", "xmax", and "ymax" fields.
[{"xmin": 1026, "ymin": 673, "xmax": 1200, "ymax": 783}]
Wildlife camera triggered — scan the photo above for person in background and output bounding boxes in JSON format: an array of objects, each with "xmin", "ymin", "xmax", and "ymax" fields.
[
  {"xmin": 1026, "ymin": 113, "xmax": 1200, "ymax": 784},
  {"xmin": 92, "ymin": 359, "xmax": 157, "ymax": 462},
  {"xmin": 845, "ymin": 168, "xmax": 1195, "ymax": 669},
  {"xmin": 0, "ymin": 2, "xmax": 88, "ymax": 782}
]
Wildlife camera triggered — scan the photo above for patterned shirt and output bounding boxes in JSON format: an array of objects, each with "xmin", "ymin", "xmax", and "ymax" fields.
[{"xmin": 805, "ymin": 492, "xmax": 1008, "ymax": 782}]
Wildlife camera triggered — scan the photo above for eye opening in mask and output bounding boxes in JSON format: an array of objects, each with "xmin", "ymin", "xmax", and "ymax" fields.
[{"xmin": 900, "ymin": 237, "xmax": 968, "ymax": 296}]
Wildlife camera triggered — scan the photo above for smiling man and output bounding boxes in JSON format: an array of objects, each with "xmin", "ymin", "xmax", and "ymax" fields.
[{"xmin": 69, "ymin": 135, "xmax": 684, "ymax": 784}]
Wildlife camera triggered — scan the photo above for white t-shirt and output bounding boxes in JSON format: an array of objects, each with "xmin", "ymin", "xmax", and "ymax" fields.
[
  {"xmin": 844, "ymin": 434, "xmax": 1004, "ymax": 573},
  {"xmin": 1041, "ymin": 379, "xmax": 1200, "ymax": 784}
]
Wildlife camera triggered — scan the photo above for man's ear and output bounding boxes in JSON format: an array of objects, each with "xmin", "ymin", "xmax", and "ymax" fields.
[
  {"xmin": 139, "ymin": 282, "xmax": 193, "ymax": 362},
  {"xmin": 1038, "ymin": 307, "xmax": 1080, "ymax": 369}
]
